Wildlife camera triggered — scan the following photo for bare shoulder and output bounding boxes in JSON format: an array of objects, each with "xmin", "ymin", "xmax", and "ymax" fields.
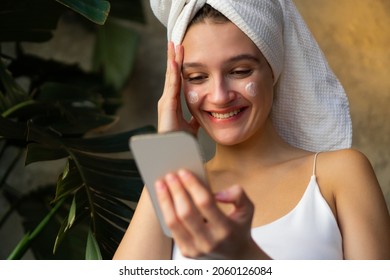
[
  {"xmin": 317, "ymin": 148, "xmax": 376, "ymax": 183},
  {"xmin": 317, "ymin": 149, "xmax": 390, "ymax": 259},
  {"xmin": 316, "ymin": 148, "xmax": 381, "ymax": 203},
  {"xmin": 318, "ymin": 148, "xmax": 372, "ymax": 167}
]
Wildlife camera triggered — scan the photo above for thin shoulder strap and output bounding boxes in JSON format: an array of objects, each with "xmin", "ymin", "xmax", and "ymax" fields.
[{"xmin": 312, "ymin": 152, "xmax": 321, "ymax": 176}]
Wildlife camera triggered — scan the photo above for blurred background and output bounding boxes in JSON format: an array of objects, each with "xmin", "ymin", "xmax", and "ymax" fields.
[
  {"xmin": 114, "ymin": 0, "xmax": 390, "ymax": 208},
  {"xmin": 0, "ymin": 0, "xmax": 389, "ymax": 259}
]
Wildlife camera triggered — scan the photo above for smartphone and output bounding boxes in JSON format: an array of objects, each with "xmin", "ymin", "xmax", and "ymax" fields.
[{"xmin": 129, "ymin": 131, "xmax": 207, "ymax": 237}]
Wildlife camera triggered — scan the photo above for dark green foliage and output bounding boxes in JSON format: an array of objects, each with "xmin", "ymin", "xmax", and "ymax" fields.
[{"xmin": 0, "ymin": 0, "xmax": 153, "ymax": 259}]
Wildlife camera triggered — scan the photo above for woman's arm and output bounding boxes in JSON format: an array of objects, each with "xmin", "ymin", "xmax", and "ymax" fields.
[
  {"xmin": 113, "ymin": 42, "xmax": 197, "ymax": 260},
  {"xmin": 113, "ymin": 188, "xmax": 172, "ymax": 259},
  {"xmin": 326, "ymin": 149, "xmax": 390, "ymax": 259}
]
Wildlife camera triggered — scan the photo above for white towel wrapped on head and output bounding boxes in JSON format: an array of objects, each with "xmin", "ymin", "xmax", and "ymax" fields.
[{"xmin": 150, "ymin": 0, "xmax": 352, "ymax": 152}]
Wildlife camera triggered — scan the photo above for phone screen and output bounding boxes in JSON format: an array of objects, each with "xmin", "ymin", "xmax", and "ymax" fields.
[{"xmin": 129, "ymin": 131, "xmax": 207, "ymax": 237}]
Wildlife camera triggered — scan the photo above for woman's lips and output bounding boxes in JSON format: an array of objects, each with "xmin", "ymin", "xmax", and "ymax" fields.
[{"xmin": 210, "ymin": 109, "xmax": 242, "ymax": 119}]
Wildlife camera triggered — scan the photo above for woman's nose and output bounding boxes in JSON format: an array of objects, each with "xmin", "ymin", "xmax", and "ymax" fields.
[{"xmin": 208, "ymin": 77, "xmax": 235, "ymax": 105}]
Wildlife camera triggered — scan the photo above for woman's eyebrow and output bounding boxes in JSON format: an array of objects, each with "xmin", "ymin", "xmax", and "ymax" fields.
[
  {"xmin": 182, "ymin": 62, "xmax": 204, "ymax": 71},
  {"xmin": 226, "ymin": 54, "xmax": 260, "ymax": 64},
  {"xmin": 182, "ymin": 54, "xmax": 260, "ymax": 71}
]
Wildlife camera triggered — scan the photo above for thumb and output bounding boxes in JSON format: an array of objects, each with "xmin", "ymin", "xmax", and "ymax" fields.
[{"xmin": 214, "ymin": 185, "xmax": 254, "ymax": 222}]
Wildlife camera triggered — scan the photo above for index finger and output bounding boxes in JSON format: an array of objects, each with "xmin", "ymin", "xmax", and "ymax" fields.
[
  {"xmin": 163, "ymin": 42, "xmax": 182, "ymax": 97},
  {"xmin": 177, "ymin": 169, "xmax": 228, "ymax": 227},
  {"xmin": 175, "ymin": 44, "xmax": 184, "ymax": 73}
]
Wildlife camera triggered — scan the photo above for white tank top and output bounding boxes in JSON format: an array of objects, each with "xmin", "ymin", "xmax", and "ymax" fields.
[{"xmin": 172, "ymin": 153, "xmax": 343, "ymax": 260}]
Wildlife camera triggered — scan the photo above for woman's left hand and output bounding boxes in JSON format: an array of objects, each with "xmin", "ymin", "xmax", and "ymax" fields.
[
  {"xmin": 155, "ymin": 169, "xmax": 268, "ymax": 259},
  {"xmin": 157, "ymin": 42, "xmax": 200, "ymax": 135}
]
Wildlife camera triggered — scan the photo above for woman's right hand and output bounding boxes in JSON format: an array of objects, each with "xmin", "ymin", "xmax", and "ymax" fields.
[
  {"xmin": 157, "ymin": 42, "xmax": 200, "ymax": 134},
  {"xmin": 155, "ymin": 169, "xmax": 270, "ymax": 259}
]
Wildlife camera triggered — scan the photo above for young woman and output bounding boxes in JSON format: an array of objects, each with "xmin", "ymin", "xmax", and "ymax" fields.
[{"xmin": 113, "ymin": 0, "xmax": 390, "ymax": 259}]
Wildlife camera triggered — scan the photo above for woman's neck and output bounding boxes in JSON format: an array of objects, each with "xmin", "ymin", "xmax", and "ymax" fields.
[{"xmin": 207, "ymin": 121, "xmax": 298, "ymax": 173}]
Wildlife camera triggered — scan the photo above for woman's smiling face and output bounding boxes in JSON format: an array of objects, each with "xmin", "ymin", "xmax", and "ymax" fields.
[{"xmin": 181, "ymin": 21, "xmax": 275, "ymax": 146}]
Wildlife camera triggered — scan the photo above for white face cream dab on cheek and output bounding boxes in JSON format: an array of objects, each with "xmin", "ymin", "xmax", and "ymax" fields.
[
  {"xmin": 245, "ymin": 82, "xmax": 257, "ymax": 97},
  {"xmin": 187, "ymin": 91, "xmax": 199, "ymax": 104}
]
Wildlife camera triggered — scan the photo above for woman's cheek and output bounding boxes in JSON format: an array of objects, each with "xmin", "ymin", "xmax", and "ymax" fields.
[
  {"xmin": 184, "ymin": 90, "xmax": 200, "ymax": 118},
  {"xmin": 245, "ymin": 82, "xmax": 257, "ymax": 97},
  {"xmin": 187, "ymin": 90, "xmax": 200, "ymax": 104}
]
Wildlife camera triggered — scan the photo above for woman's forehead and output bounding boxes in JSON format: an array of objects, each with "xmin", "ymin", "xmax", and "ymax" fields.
[{"xmin": 182, "ymin": 21, "xmax": 264, "ymax": 64}]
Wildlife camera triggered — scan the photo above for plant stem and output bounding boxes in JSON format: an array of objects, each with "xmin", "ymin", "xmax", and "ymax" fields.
[
  {"xmin": 7, "ymin": 197, "xmax": 66, "ymax": 260},
  {"xmin": 67, "ymin": 149, "xmax": 97, "ymax": 233}
]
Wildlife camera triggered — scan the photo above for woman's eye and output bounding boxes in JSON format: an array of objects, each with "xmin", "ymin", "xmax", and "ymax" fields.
[
  {"xmin": 187, "ymin": 75, "xmax": 207, "ymax": 83},
  {"xmin": 230, "ymin": 69, "xmax": 252, "ymax": 77}
]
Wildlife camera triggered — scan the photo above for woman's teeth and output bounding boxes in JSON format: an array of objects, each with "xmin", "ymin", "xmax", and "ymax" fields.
[{"xmin": 210, "ymin": 109, "xmax": 241, "ymax": 119}]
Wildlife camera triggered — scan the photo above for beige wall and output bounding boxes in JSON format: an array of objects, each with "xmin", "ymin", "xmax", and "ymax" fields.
[
  {"xmin": 115, "ymin": 0, "xmax": 390, "ymax": 211},
  {"xmin": 294, "ymin": 0, "xmax": 390, "ymax": 211}
]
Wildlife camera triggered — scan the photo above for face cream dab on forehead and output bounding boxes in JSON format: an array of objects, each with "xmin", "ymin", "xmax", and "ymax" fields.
[
  {"xmin": 245, "ymin": 82, "xmax": 257, "ymax": 97},
  {"xmin": 188, "ymin": 91, "xmax": 199, "ymax": 104}
]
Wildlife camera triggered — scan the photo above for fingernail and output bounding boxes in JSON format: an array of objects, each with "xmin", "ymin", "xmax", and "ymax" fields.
[
  {"xmin": 165, "ymin": 173, "xmax": 177, "ymax": 183},
  {"xmin": 155, "ymin": 180, "xmax": 165, "ymax": 192},
  {"xmin": 178, "ymin": 169, "xmax": 190, "ymax": 180},
  {"xmin": 214, "ymin": 190, "xmax": 227, "ymax": 201}
]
